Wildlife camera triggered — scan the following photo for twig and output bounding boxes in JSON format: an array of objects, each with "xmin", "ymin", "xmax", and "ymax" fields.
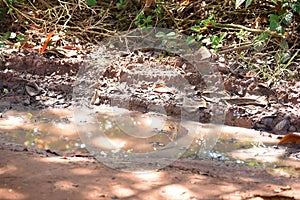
[
  {"xmin": 218, "ymin": 42, "xmax": 253, "ymax": 54},
  {"xmin": 214, "ymin": 23, "xmax": 282, "ymax": 38}
]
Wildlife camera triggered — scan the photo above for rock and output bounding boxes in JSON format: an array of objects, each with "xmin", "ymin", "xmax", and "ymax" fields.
[
  {"xmin": 288, "ymin": 125, "xmax": 296, "ymax": 132},
  {"xmin": 273, "ymin": 119, "xmax": 290, "ymax": 134}
]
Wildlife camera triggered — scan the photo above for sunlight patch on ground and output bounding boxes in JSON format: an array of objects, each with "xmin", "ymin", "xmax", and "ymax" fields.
[
  {"xmin": 36, "ymin": 156, "xmax": 90, "ymax": 164},
  {"xmin": 133, "ymin": 171, "xmax": 164, "ymax": 182},
  {"xmin": 0, "ymin": 188, "xmax": 26, "ymax": 200},
  {"xmin": 160, "ymin": 184, "xmax": 196, "ymax": 200},
  {"xmin": 111, "ymin": 184, "xmax": 136, "ymax": 198},
  {"xmin": 0, "ymin": 115, "xmax": 25, "ymax": 130},
  {"xmin": 0, "ymin": 164, "xmax": 17, "ymax": 175},
  {"xmin": 70, "ymin": 167, "xmax": 94, "ymax": 175}
]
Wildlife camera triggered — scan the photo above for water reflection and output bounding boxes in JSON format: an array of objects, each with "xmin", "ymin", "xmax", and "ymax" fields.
[
  {"xmin": 0, "ymin": 109, "xmax": 87, "ymax": 153},
  {"xmin": 0, "ymin": 108, "xmax": 298, "ymax": 175}
]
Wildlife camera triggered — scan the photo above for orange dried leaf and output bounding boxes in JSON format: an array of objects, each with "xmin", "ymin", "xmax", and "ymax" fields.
[
  {"xmin": 278, "ymin": 133, "xmax": 300, "ymax": 145},
  {"xmin": 39, "ymin": 30, "xmax": 55, "ymax": 54},
  {"xmin": 180, "ymin": 0, "xmax": 189, "ymax": 6}
]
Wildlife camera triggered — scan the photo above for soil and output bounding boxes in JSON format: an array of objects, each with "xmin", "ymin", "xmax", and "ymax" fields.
[
  {"xmin": 1, "ymin": 141, "xmax": 300, "ymax": 200},
  {"xmin": 0, "ymin": 47, "xmax": 300, "ymax": 199}
]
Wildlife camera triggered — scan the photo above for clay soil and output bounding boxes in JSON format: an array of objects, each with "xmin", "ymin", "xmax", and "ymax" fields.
[{"xmin": 0, "ymin": 50, "xmax": 300, "ymax": 199}]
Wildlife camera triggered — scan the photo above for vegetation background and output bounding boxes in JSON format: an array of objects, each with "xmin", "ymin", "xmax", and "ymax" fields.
[{"xmin": 0, "ymin": 0, "xmax": 299, "ymax": 82}]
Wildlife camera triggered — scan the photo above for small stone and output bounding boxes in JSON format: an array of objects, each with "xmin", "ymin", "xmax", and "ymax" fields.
[
  {"xmin": 273, "ymin": 119, "xmax": 290, "ymax": 134},
  {"xmin": 261, "ymin": 117, "xmax": 274, "ymax": 129},
  {"xmin": 111, "ymin": 195, "xmax": 119, "ymax": 199},
  {"xmin": 72, "ymin": 183, "xmax": 79, "ymax": 187},
  {"xmin": 288, "ymin": 125, "xmax": 296, "ymax": 132}
]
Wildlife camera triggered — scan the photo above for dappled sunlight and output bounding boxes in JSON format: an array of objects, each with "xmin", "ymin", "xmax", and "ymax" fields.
[
  {"xmin": 230, "ymin": 146, "xmax": 287, "ymax": 163},
  {"xmin": 46, "ymin": 108, "xmax": 74, "ymax": 118},
  {"xmin": 70, "ymin": 167, "xmax": 94, "ymax": 175},
  {"xmin": 220, "ymin": 125, "xmax": 278, "ymax": 145},
  {"xmin": 36, "ymin": 156, "xmax": 90, "ymax": 164},
  {"xmin": 92, "ymin": 136, "xmax": 127, "ymax": 150},
  {"xmin": 0, "ymin": 188, "xmax": 27, "ymax": 200},
  {"xmin": 0, "ymin": 115, "xmax": 27, "ymax": 130},
  {"xmin": 0, "ymin": 109, "xmax": 83, "ymax": 153},
  {"xmin": 111, "ymin": 184, "xmax": 136, "ymax": 198},
  {"xmin": 160, "ymin": 184, "xmax": 197, "ymax": 199},
  {"xmin": 133, "ymin": 171, "xmax": 163, "ymax": 182},
  {"xmin": 0, "ymin": 164, "xmax": 17, "ymax": 175}
]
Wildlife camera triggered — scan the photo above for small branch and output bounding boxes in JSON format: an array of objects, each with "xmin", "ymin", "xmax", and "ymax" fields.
[
  {"xmin": 217, "ymin": 42, "xmax": 253, "ymax": 54},
  {"xmin": 214, "ymin": 23, "xmax": 282, "ymax": 38}
]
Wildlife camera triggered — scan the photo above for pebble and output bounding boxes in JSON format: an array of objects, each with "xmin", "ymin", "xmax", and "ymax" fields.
[{"xmin": 273, "ymin": 119, "xmax": 290, "ymax": 134}]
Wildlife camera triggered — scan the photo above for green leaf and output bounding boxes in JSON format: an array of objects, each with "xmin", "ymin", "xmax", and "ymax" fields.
[
  {"xmin": 7, "ymin": 8, "xmax": 13, "ymax": 14},
  {"xmin": 290, "ymin": 1, "xmax": 300, "ymax": 15},
  {"xmin": 281, "ymin": 11, "xmax": 293, "ymax": 26},
  {"xmin": 201, "ymin": 16, "xmax": 216, "ymax": 26},
  {"xmin": 6, "ymin": 0, "xmax": 13, "ymax": 4},
  {"xmin": 86, "ymin": 0, "xmax": 96, "ymax": 7},
  {"xmin": 166, "ymin": 32, "xmax": 176, "ymax": 38},
  {"xmin": 235, "ymin": 0, "xmax": 246, "ymax": 9},
  {"xmin": 4, "ymin": 32, "xmax": 11, "ymax": 39},
  {"xmin": 17, "ymin": 34, "xmax": 26, "ymax": 42},
  {"xmin": 257, "ymin": 32, "xmax": 268, "ymax": 41},
  {"xmin": 276, "ymin": 26, "xmax": 285, "ymax": 35},
  {"xmin": 269, "ymin": 14, "xmax": 280, "ymax": 31},
  {"xmin": 155, "ymin": 31, "xmax": 166, "ymax": 38},
  {"xmin": 186, "ymin": 36, "xmax": 195, "ymax": 45},
  {"xmin": 196, "ymin": 34, "xmax": 203, "ymax": 41},
  {"xmin": 245, "ymin": 0, "xmax": 253, "ymax": 8},
  {"xmin": 190, "ymin": 26, "xmax": 202, "ymax": 32}
]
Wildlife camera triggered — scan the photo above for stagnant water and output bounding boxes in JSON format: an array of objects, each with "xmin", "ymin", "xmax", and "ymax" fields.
[{"xmin": 0, "ymin": 108, "xmax": 299, "ymax": 174}]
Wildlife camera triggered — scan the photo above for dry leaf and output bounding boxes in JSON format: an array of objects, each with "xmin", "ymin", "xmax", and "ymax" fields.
[
  {"xmin": 153, "ymin": 84, "xmax": 173, "ymax": 93},
  {"xmin": 63, "ymin": 46, "xmax": 80, "ymax": 50},
  {"xmin": 39, "ymin": 30, "xmax": 55, "ymax": 53},
  {"xmin": 278, "ymin": 133, "xmax": 300, "ymax": 145},
  {"xmin": 180, "ymin": 0, "xmax": 190, "ymax": 6}
]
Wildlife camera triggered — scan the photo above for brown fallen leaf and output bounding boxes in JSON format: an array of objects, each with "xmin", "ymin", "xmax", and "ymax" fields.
[
  {"xmin": 278, "ymin": 133, "xmax": 300, "ymax": 145},
  {"xmin": 153, "ymin": 84, "xmax": 173, "ymax": 94},
  {"xmin": 63, "ymin": 45, "xmax": 80, "ymax": 50}
]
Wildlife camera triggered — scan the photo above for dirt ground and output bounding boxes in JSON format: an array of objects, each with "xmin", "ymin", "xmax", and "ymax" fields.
[
  {"xmin": 0, "ymin": 141, "xmax": 300, "ymax": 200},
  {"xmin": 0, "ymin": 48, "xmax": 300, "ymax": 199}
]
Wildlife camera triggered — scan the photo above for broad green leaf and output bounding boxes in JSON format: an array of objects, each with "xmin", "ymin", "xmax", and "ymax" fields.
[
  {"xmin": 86, "ymin": 0, "xmax": 96, "ymax": 6},
  {"xmin": 235, "ymin": 0, "xmax": 246, "ymax": 9},
  {"xmin": 196, "ymin": 34, "xmax": 203, "ymax": 41},
  {"xmin": 186, "ymin": 36, "xmax": 195, "ymax": 45},
  {"xmin": 269, "ymin": 14, "xmax": 280, "ymax": 31}
]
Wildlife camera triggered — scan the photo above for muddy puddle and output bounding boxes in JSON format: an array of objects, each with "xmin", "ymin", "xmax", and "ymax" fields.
[{"xmin": 0, "ymin": 108, "xmax": 299, "ymax": 174}]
